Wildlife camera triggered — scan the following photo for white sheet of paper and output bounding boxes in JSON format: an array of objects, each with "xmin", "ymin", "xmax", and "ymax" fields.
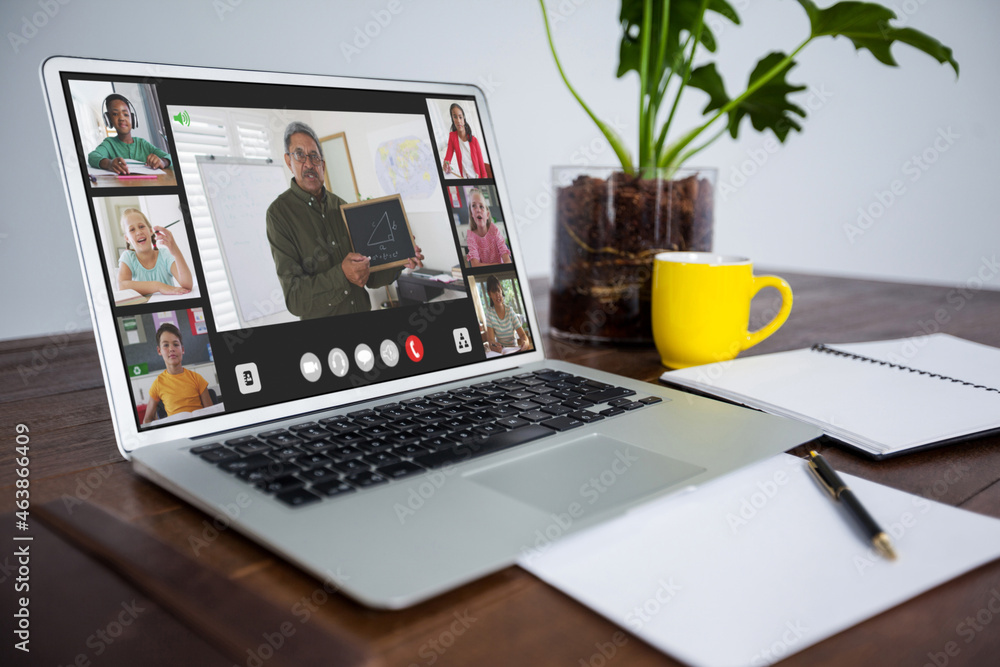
[
  {"xmin": 485, "ymin": 346, "xmax": 521, "ymax": 358},
  {"xmin": 518, "ymin": 454, "xmax": 1000, "ymax": 667},
  {"xmin": 150, "ymin": 402, "xmax": 225, "ymax": 425},
  {"xmin": 147, "ymin": 284, "xmax": 201, "ymax": 304},
  {"xmin": 120, "ymin": 161, "xmax": 164, "ymax": 175},
  {"xmin": 89, "ymin": 162, "xmax": 164, "ymax": 176}
]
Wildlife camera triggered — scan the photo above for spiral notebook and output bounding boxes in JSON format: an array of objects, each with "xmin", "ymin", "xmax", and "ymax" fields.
[{"xmin": 660, "ymin": 334, "xmax": 1000, "ymax": 458}]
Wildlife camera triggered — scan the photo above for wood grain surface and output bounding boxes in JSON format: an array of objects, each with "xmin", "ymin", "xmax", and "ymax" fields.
[{"xmin": 2, "ymin": 272, "xmax": 999, "ymax": 666}]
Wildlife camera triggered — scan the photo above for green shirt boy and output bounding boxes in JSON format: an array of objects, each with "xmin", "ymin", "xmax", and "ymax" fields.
[
  {"xmin": 88, "ymin": 135, "xmax": 172, "ymax": 170},
  {"xmin": 87, "ymin": 95, "xmax": 171, "ymax": 173}
]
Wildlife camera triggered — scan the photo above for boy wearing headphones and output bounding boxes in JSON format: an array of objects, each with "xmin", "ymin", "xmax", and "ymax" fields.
[{"xmin": 87, "ymin": 94, "xmax": 172, "ymax": 175}]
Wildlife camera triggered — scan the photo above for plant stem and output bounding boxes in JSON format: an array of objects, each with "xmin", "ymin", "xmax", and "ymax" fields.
[
  {"xmin": 659, "ymin": 37, "xmax": 811, "ymax": 171},
  {"xmin": 656, "ymin": 0, "xmax": 709, "ymax": 163},
  {"xmin": 638, "ymin": 0, "xmax": 653, "ymax": 168},
  {"xmin": 676, "ymin": 125, "xmax": 728, "ymax": 167},
  {"xmin": 644, "ymin": 0, "xmax": 670, "ymax": 173},
  {"xmin": 538, "ymin": 0, "xmax": 634, "ymax": 172},
  {"xmin": 654, "ymin": 0, "xmax": 670, "ymax": 88},
  {"xmin": 657, "ymin": 32, "xmax": 691, "ymax": 109}
]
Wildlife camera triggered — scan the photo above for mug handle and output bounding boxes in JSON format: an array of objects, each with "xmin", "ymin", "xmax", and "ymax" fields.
[{"xmin": 742, "ymin": 275, "xmax": 793, "ymax": 351}]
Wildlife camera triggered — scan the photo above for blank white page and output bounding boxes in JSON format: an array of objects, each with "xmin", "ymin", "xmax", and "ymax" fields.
[{"xmin": 519, "ymin": 455, "xmax": 1000, "ymax": 667}]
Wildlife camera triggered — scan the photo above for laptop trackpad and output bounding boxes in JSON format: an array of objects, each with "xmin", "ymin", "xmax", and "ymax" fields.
[{"xmin": 467, "ymin": 434, "xmax": 705, "ymax": 518}]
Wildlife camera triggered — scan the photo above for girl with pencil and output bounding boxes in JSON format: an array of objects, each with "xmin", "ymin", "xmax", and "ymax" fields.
[{"xmin": 117, "ymin": 208, "xmax": 192, "ymax": 295}]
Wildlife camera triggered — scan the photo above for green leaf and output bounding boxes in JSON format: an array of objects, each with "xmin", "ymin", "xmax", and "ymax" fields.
[
  {"xmin": 736, "ymin": 53, "xmax": 808, "ymax": 141},
  {"xmin": 794, "ymin": 0, "xmax": 958, "ymax": 75},
  {"xmin": 617, "ymin": 0, "xmax": 740, "ymax": 79},
  {"xmin": 687, "ymin": 63, "xmax": 730, "ymax": 113},
  {"xmin": 691, "ymin": 54, "xmax": 808, "ymax": 142}
]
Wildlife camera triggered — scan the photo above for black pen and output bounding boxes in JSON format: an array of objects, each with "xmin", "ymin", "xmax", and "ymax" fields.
[{"xmin": 807, "ymin": 450, "xmax": 897, "ymax": 560}]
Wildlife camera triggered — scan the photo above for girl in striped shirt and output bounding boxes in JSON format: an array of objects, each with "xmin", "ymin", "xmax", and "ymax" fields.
[{"xmin": 484, "ymin": 275, "xmax": 531, "ymax": 353}]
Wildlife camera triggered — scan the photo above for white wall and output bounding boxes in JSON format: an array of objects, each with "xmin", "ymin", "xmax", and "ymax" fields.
[{"xmin": 2, "ymin": 0, "xmax": 997, "ymax": 340}]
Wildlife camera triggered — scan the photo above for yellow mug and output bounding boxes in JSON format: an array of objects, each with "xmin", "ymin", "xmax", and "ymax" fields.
[{"xmin": 652, "ymin": 252, "xmax": 793, "ymax": 369}]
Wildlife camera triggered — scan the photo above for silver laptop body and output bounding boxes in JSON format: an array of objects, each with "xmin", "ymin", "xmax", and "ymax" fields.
[{"xmin": 42, "ymin": 56, "xmax": 819, "ymax": 609}]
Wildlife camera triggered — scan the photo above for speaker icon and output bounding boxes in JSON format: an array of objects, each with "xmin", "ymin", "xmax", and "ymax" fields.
[{"xmin": 172, "ymin": 110, "xmax": 191, "ymax": 126}]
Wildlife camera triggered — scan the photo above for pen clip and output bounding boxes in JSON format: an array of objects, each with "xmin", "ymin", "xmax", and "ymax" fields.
[{"xmin": 807, "ymin": 459, "xmax": 837, "ymax": 499}]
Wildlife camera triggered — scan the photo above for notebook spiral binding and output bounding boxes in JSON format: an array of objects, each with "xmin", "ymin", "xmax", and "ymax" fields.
[{"xmin": 811, "ymin": 344, "xmax": 1000, "ymax": 394}]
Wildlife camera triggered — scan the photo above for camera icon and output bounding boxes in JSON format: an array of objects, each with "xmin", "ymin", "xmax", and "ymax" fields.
[{"xmin": 299, "ymin": 353, "xmax": 322, "ymax": 383}]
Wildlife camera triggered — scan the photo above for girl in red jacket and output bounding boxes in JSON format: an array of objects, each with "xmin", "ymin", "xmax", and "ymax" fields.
[{"xmin": 442, "ymin": 103, "xmax": 486, "ymax": 179}]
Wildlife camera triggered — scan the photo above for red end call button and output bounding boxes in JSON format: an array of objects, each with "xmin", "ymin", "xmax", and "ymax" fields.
[{"xmin": 405, "ymin": 335, "xmax": 424, "ymax": 362}]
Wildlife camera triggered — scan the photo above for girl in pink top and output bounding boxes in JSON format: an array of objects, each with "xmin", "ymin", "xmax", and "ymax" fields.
[{"xmin": 465, "ymin": 188, "xmax": 510, "ymax": 266}]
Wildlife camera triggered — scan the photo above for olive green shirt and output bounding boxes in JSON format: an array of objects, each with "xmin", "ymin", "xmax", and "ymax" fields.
[{"xmin": 266, "ymin": 179, "xmax": 400, "ymax": 319}]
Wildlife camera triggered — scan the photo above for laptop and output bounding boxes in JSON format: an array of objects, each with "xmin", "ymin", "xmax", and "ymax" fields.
[{"xmin": 42, "ymin": 56, "xmax": 819, "ymax": 609}]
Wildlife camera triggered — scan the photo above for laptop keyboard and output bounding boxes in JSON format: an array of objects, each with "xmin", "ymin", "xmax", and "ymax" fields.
[{"xmin": 190, "ymin": 369, "xmax": 663, "ymax": 508}]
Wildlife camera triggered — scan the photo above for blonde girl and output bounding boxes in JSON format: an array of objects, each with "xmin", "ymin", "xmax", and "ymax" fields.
[{"xmin": 117, "ymin": 208, "xmax": 192, "ymax": 295}]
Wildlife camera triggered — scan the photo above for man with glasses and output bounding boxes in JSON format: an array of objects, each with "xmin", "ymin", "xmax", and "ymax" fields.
[{"xmin": 266, "ymin": 121, "xmax": 422, "ymax": 319}]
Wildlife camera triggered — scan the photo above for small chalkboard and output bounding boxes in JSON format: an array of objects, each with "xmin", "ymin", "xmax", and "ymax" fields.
[{"xmin": 340, "ymin": 194, "xmax": 416, "ymax": 271}]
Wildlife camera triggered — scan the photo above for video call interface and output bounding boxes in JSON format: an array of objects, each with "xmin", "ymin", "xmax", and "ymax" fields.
[{"xmin": 62, "ymin": 72, "xmax": 535, "ymax": 430}]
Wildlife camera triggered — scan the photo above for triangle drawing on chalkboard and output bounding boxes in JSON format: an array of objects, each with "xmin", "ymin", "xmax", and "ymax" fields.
[{"xmin": 367, "ymin": 211, "xmax": 395, "ymax": 246}]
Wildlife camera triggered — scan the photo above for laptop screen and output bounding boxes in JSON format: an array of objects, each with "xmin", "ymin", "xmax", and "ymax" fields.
[{"xmin": 57, "ymin": 70, "xmax": 535, "ymax": 432}]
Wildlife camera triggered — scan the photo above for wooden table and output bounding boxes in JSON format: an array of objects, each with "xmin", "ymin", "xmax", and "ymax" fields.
[
  {"xmin": 90, "ymin": 166, "xmax": 177, "ymax": 188},
  {"xmin": 2, "ymin": 272, "xmax": 999, "ymax": 666}
]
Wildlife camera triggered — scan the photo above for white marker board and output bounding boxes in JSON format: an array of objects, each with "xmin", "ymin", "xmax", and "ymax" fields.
[{"xmin": 197, "ymin": 156, "xmax": 295, "ymax": 327}]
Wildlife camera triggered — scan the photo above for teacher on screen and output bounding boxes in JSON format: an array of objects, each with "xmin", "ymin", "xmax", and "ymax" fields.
[{"xmin": 266, "ymin": 121, "xmax": 422, "ymax": 319}]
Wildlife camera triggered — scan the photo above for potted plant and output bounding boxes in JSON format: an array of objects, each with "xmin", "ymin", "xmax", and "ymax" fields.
[{"xmin": 541, "ymin": 0, "xmax": 958, "ymax": 343}]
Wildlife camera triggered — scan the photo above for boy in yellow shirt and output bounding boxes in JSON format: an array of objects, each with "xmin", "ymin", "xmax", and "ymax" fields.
[{"xmin": 142, "ymin": 323, "xmax": 212, "ymax": 424}]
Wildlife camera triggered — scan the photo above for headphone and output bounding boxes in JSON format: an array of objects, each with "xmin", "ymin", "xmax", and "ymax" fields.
[{"xmin": 103, "ymin": 94, "xmax": 138, "ymax": 130}]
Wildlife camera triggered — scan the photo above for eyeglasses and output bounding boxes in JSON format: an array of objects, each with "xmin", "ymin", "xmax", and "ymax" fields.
[{"xmin": 288, "ymin": 150, "xmax": 324, "ymax": 165}]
